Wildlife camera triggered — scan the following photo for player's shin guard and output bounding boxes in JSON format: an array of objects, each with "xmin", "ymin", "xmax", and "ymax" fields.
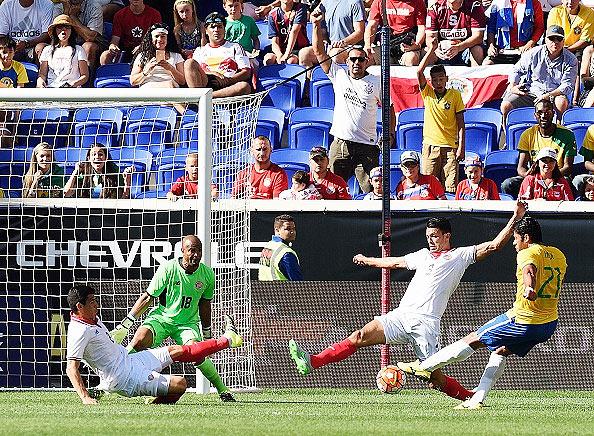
[
  {"xmin": 440, "ymin": 375, "xmax": 474, "ymax": 401},
  {"xmin": 420, "ymin": 340, "xmax": 475, "ymax": 371},
  {"xmin": 176, "ymin": 337, "xmax": 230, "ymax": 363},
  {"xmin": 196, "ymin": 358, "xmax": 228, "ymax": 393},
  {"xmin": 310, "ymin": 339, "xmax": 357, "ymax": 369},
  {"xmin": 468, "ymin": 352, "xmax": 506, "ymax": 405}
]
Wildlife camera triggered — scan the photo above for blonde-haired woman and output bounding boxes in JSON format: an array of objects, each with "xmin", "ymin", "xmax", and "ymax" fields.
[
  {"xmin": 172, "ymin": 0, "xmax": 206, "ymax": 59},
  {"xmin": 22, "ymin": 142, "xmax": 65, "ymax": 198}
]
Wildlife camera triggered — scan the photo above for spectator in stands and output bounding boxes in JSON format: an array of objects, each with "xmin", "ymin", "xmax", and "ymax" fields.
[
  {"xmin": 502, "ymin": 98, "xmax": 576, "ymax": 197},
  {"xmin": 22, "ymin": 142, "xmax": 65, "ymax": 198},
  {"xmin": 311, "ymin": 11, "xmax": 395, "ymax": 193},
  {"xmin": 52, "ymin": 0, "xmax": 104, "ymax": 74},
  {"xmin": 185, "ymin": 12, "xmax": 252, "ymax": 98},
  {"xmin": 0, "ymin": 0, "xmax": 53, "ymax": 63},
  {"xmin": 0, "ymin": 35, "xmax": 28, "ymax": 87},
  {"xmin": 541, "ymin": 0, "xmax": 563, "ymax": 24},
  {"xmin": 500, "ymin": 25, "xmax": 578, "ymax": 122},
  {"xmin": 167, "ymin": 152, "xmax": 218, "ymax": 201},
  {"xmin": 263, "ymin": 0, "xmax": 309, "ymax": 66},
  {"xmin": 572, "ymin": 123, "xmax": 594, "ymax": 193},
  {"xmin": 63, "ymin": 144, "xmax": 134, "ymax": 199},
  {"xmin": 547, "ymin": 0, "xmax": 594, "ymax": 54},
  {"xmin": 576, "ymin": 175, "xmax": 594, "ymax": 200},
  {"xmin": 426, "ymin": 0, "xmax": 486, "ymax": 66},
  {"xmin": 577, "ymin": 44, "xmax": 594, "ymax": 106},
  {"xmin": 37, "ymin": 14, "xmax": 89, "ymax": 88},
  {"xmin": 395, "ymin": 150, "xmax": 447, "ymax": 200},
  {"xmin": 258, "ymin": 214, "xmax": 302, "ymax": 281},
  {"xmin": 483, "ymin": 0, "xmax": 545, "ymax": 65},
  {"xmin": 99, "ymin": 0, "xmax": 161, "ymax": 65},
  {"xmin": 279, "ymin": 169, "xmax": 323, "ymax": 200},
  {"xmin": 96, "ymin": 0, "xmax": 124, "ymax": 23},
  {"xmin": 417, "ymin": 45, "xmax": 465, "ymax": 194},
  {"xmin": 308, "ymin": 146, "xmax": 352, "ymax": 200},
  {"xmin": 364, "ymin": 0, "xmax": 426, "ymax": 66},
  {"xmin": 173, "ymin": 0, "xmax": 205, "ymax": 59},
  {"xmin": 361, "ymin": 166, "xmax": 394, "ymax": 200},
  {"xmin": 223, "ymin": 0, "xmax": 260, "ymax": 68},
  {"xmin": 232, "ymin": 136, "xmax": 288, "ymax": 199},
  {"xmin": 455, "ymin": 156, "xmax": 500, "ymax": 200},
  {"xmin": 518, "ymin": 147, "xmax": 574, "ymax": 200}
]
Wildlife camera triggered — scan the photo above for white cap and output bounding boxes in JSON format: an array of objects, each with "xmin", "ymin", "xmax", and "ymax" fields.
[
  {"xmin": 535, "ymin": 147, "xmax": 558, "ymax": 161},
  {"xmin": 400, "ymin": 150, "xmax": 420, "ymax": 165}
]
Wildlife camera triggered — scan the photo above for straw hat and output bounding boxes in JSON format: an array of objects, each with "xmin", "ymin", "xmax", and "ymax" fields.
[{"xmin": 47, "ymin": 14, "xmax": 81, "ymax": 37}]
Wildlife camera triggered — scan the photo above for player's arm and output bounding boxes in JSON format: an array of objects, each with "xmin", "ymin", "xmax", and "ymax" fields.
[
  {"xmin": 353, "ymin": 254, "xmax": 407, "ymax": 269},
  {"xmin": 475, "ymin": 200, "xmax": 527, "ymax": 261},
  {"xmin": 199, "ymin": 297, "xmax": 212, "ymax": 339},
  {"xmin": 110, "ymin": 291, "xmax": 155, "ymax": 343},
  {"xmin": 522, "ymin": 263, "xmax": 538, "ymax": 301},
  {"xmin": 66, "ymin": 359, "xmax": 97, "ymax": 405}
]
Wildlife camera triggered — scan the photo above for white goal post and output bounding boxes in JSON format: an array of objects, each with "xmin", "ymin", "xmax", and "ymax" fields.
[{"xmin": 0, "ymin": 88, "xmax": 265, "ymax": 392}]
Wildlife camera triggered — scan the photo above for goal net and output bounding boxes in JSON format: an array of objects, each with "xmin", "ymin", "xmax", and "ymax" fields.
[{"xmin": 0, "ymin": 88, "xmax": 264, "ymax": 391}]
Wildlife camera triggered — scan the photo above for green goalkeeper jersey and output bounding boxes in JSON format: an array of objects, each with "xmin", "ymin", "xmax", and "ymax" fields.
[{"xmin": 146, "ymin": 258, "xmax": 215, "ymax": 324}]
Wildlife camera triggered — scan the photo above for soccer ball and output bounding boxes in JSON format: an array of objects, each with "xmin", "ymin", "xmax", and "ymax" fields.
[{"xmin": 376, "ymin": 365, "xmax": 406, "ymax": 394}]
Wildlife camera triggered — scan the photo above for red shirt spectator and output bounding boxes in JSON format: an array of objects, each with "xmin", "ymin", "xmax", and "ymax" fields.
[
  {"xmin": 368, "ymin": 0, "xmax": 426, "ymax": 35},
  {"xmin": 233, "ymin": 163, "xmax": 288, "ymax": 199},
  {"xmin": 427, "ymin": 0, "xmax": 486, "ymax": 42},
  {"xmin": 112, "ymin": 3, "xmax": 161, "ymax": 51},
  {"xmin": 309, "ymin": 171, "xmax": 351, "ymax": 200},
  {"xmin": 518, "ymin": 173, "xmax": 574, "ymax": 201},
  {"xmin": 396, "ymin": 174, "xmax": 446, "ymax": 199},
  {"xmin": 169, "ymin": 176, "xmax": 218, "ymax": 198},
  {"xmin": 267, "ymin": 1, "xmax": 309, "ymax": 52},
  {"xmin": 455, "ymin": 178, "xmax": 501, "ymax": 200}
]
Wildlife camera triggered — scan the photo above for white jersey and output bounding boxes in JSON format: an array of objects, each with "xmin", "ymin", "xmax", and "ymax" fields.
[
  {"xmin": 327, "ymin": 61, "xmax": 381, "ymax": 145},
  {"xmin": 0, "ymin": 0, "xmax": 53, "ymax": 43},
  {"xmin": 193, "ymin": 41, "xmax": 250, "ymax": 78},
  {"xmin": 400, "ymin": 246, "xmax": 476, "ymax": 319},
  {"xmin": 66, "ymin": 315, "xmax": 131, "ymax": 391}
]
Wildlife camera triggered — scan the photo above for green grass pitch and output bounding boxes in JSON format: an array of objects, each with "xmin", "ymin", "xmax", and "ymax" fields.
[{"xmin": 1, "ymin": 389, "xmax": 594, "ymax": 435}]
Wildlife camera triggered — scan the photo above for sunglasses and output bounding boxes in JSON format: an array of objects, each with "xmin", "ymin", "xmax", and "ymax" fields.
[
  {"xmin": 548, "ymin": 36, "xmax": 564, "ymax": 42},
  {"xmin": 349, "ymin": 56, "xmax": 367, "ymax": 63}
]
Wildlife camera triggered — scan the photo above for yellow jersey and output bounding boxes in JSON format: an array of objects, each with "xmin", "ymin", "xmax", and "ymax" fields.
[
  {"xmin": 517, "ymin": 124, "xmax": 577, "ymax": 167},
  {"xmin": 421, "ymin": 85, "xmax": 465, "ymax": 148},
  {"xmin": 547, "ymin": 5, "xmax": 594, "ymax": 47},
  {"xmin": 508, "ymin": 243, "xmax": 567, "ymax": 325}
]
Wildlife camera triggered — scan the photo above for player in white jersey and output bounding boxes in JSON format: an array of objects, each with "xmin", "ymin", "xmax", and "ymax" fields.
[
  {"xmin": 289, "ymin": 201, "xmax": 527, "ymax": 400},
  {"xmin": 65, "ymin": 285, "xmax": 243, "ymax": 405}
]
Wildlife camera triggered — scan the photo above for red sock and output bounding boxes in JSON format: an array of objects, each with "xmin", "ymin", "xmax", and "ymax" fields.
[
  {"xmin": 175, "ymin": 337, "xmax": 229, "ymax": 363},
  {"xmin": 441, "ymin": 375, "xmax": 473, "ymax": 401},
  {"xmin": 310, "ymin": 339, "xmax": 357, "ymax": 369}
]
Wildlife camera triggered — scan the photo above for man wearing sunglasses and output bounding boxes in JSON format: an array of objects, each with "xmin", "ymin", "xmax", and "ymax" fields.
[
  {"xmin": 310, "ymin": 9, "xmax": 395, "ymax": 194},
  {"xmin": 500, "ymin": 25, "xmax": 578, "ymax": 122}
]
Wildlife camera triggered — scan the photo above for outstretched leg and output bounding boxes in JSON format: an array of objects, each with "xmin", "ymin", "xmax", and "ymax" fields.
[{"xmin": 456, "ymin": 348, "xmax": 509, "ymax": 409}]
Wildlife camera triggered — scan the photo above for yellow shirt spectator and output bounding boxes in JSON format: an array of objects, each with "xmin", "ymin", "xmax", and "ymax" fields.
[
  {"xmin": 421, "ymin": 86, "xmax": 465, "ymax": 148},
  {"xmin": 578, "ymin": 123, "xmax": 594, "ymax": 162},
  {"xmin": 517, "ymin": 123, "xmax": 577, "ymax": 167},
  {"xmin": 547, "ymin": 4, "xmax": 594, "ymax": 47}
]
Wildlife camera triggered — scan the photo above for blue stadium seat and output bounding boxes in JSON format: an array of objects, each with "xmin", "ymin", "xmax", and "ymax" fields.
[
  {"xmin": 259, "ymin": 64, "xmax": 307, "ymax": 96},
  {"xmin": 53, "ymin": 147, "xmax": 87, "ymax": 175},
  {"xmin": 94, "ymin": 63, "xmax": 131, "ymax": 87},
  {"xmin": 562, "ymin": 107, "xmax": 594, "ymax": 148},
  {"xmin": 389, "ymin": 167, "xmax": 404, "ymax": 193},
  {"xmin": 123, "ymin": 106, "xmax": 178, "ymax": 157},
  {"xmin": 109, "ymin": 147, "xmax": 152, "ymax": 197},
  {"xmin": 306, "ymin": 22, "xmax": 313, "ymax": 42},
  {"xmin": 288, "ymin": 107, "xmax": 333, "ymax": 150},
  {"xmin": 311, "ymin": 79, "xmax": 334, "ymax": 109},
  {"xmin": 396, "ymin": 107, "xmax": 424, "ymax": 151},
  {"xmin": 259, "ymin": 64, "xmax": 307, "ymax": 116},
  {"xmin": 15, "ymin": 108, "xmax": 71, "ymax": 148},
  {"xmin": 464, "ymin": 108, "xmax": 502, "ymax": 160},
  {"xmin": 95, "ymin": 77, "xmax": 132, "ymax": 88},
  {"xmin": 505, "ymin": 107, "xmax": 536, "ymax": 150},
  {"xmin": 483, "ymin": 150, "xmax": 519, "ymax": 190},
  {"xmin": 0, "ymin": 147, "xmax": 34, "ymax": 197},
  {"xmin": 498, "ymin": 193, "xmax": 515, "ymax": 200},
  {"xmin": 347, "ymin": 175, "xmax": 362, "ymax": 197},
  {"xmin": 21, "ymin": 62, "xmax": 38, "ymax": 88},
  {"xmin": 257, "ymin": 106, "xmax": 286, "ymax": 149},
  {"xmin": 256, "ymin": 21, "xmax": 271, "ymax": 53},
  {"xmin": 275, "ymin": 162, "xmax": 307, "ymax": 182},
  {"xmin": 271, "ymin": 149, "xmax": 310, "ymax": 167},
  {"xmin": 380, "ymin": 149, "xmax": 405, "ymax": 166},
  {"xmin": 73, "ymin": 107, "xmax": 124, "ymax": 148},
  {"xmin": 212, "ymin": 162, "xmax": 244, "ymax": 198}
]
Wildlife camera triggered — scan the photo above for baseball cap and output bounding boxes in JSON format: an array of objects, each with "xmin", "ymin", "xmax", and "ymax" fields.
[
  {"xmin": 464, "ymin": 156, "xmax": 483, "ymax": 168},
  {"xmin": 370, "ymin": 167, "xmax": 382, "ymax": 179},
  {"xmin": 310, "ymin": 146, "xmax": 328, "ymax": 159},
  {"xmin": 204, "ymin": 12, "xmax": 226, "ymax": 26},
  {"xmin": 546, "ymin": 25, "xmax": 565, "ymax": 39},
  {"xmin": 400, "ymin": 150, "xmax": 420, "ymax": 165},
  {"xmin": 535, "ymin": 147, "xmax": 558, "ymax": 161}
]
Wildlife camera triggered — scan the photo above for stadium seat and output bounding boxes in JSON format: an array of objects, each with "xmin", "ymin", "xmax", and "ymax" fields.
[
  {"xmin": 275, "ymin": 162, "xmax": 307, "ymax": 182},
  {"xmin": 212, "ymin": 162, "xmax": 244, "ymax": 198},
  {"xmin": 310, "ymin": 66, "xmax": 335, "ymax": 109},
  {"xmin": 505, "ymin": 107, "xmax": 536, "ymax": 150},
  {"xmin": 256, "ymin": 21, "xmax": 271, "ymax": 53},
  {"xmin": 109, "ymin": 147, "xmax": 152, "ymax": 197},
  {"xmin": 483, "ymin": 150, "xmax": 519, "ymax": 190},
  {"xmin": 498, "ymin": 193, "xmax": 515, "ymax": 200},
  {"xmin": 271, "ymin": 148, "xmax": 310, "ymax": 167},
  {"xmin": 0, "ymin": 147, "xmax": 34, "ymax": 197},
  {"xmin": 94, "ymin": 77, "xmax": 132, "ymax": 88},
  {"xmin": 380, "ymin": 149, "xmax": 405, "ymax": 166},
  {"xmin": 103, "ymin": 21, "xmax": 113, "ymax": 41},
  {"xmin": 123, "ymin": 106, "xmax": 178, "ymax": 158},
  {"xmin": 53, "ymin": 147, "xmax": 87, "ymax": 175},
  {"xmin": 464, "ymin": 108, "xmax": 502, "ymax": 160},
  {"xmin": 288, "ymin": 107, "xmax": 333, "ymax": 150},
  {"xmin": 256, "ymin": 106, "xmax": 286, "ymax": 149},
  {"xmin": 94, "ymin": 63, "xmax": 131, "ymax": 87},
  {"xmin": 15, "ymin": 108, "xmax": 71, "ymax": 148},
  {"xmin": 306, "ymin": 22, "xmax": 313, "ymax": 42},
  {"xmin": 73, "ymin": 107, "xmax": 124, "ymax": 148},
  {"xmin": 259, "ymin": 64, "xmax": 307, "ymax": 116},
  {"xmin": 389, "ymin": 166, "xmax": 404, "ymax": 193},
  {"xmin": 396, "ymin": 107, "xmax": 424, "ymax": 151},
  {"xmin": 21, "ymin": 62, "xmax": 38, "ymax": 88},
  {"xmin": 562, "ymin": 107, "xmax": 594, "ymax": 148},
  {"xmin": 347, "ymin": 175, "xmax": 362, "ymax": 197}
]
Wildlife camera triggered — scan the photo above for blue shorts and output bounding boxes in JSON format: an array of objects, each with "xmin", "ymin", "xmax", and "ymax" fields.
[{"xmin": 476, "ymin": 313, "xmax": 558, "ymax": 357}]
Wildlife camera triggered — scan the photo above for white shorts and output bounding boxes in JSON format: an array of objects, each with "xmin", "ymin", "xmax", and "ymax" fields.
[
  {"xmin": 375, "ymin": 309, "xmax": 440, "ymax": 361},
  {"xmin": 114, "ymin": 348, "xmax": 174, "ymax": 398}
]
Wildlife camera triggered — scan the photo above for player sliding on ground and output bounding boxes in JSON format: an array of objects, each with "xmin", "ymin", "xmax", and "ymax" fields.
[
  {"xmin": 289, "ymin": 201, "xmax": 527, "ymax": 401},
  {"xmin": 398, "ymin": 215, "xmax": 566, "ymax": 409},
  {"xmin": 65, "ymin": 285, "xmax": 242, "ymax": 405}
]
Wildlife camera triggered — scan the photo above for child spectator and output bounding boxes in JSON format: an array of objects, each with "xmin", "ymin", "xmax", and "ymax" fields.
[
  {"xmin": 518, "ymin": 147, "xmax": 574, "ymax": 201},
  {"xmin": 173, "ymin": 0, "xmax": 206, "ymax": 59},
  {"xmin": 167, "ymin": 152, "xmax": 219, "ymax": 201},
  {"xmin": 22, "ymin": 142, "xmax": 65, "ymax": 198},
  {"xmin": 0, "ymin": 36, "xmax": 28, "ymax": 88},
  {"xmin": 455, "ymin": 156, "xmax": 500, "ymax": 200},
  {"xmin": 279, "ymin": 170, "xmax": 322, "ymax": 200},
  {"xmin": 37, "ymin": 15, "xmax": 89, "ymax": 88},
  {"xmin": 396, "ymin": 150, "xmax": 447, "ymax": 200},
  {"xmin": 263, "ymin": 0, "xmax": 309, "ymax": 65},
  {"xmin": 361, "ymin": 166, "xmax": 394, "ymax": 200},
  {"xmin": 577, "ymin": 176, "xmax": 594, "ymax": 201},
  {"xmin": 63, "ymin": 143, "xmax": 134, "ymax": 199},
  {"xmin": 223, "ymin": 0, "xmax": 260, "ymax": 68}
]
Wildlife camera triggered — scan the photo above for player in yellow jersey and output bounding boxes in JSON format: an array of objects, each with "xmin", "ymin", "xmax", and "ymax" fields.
[{"xmin": 398, "ymin": 212, "xmax": 567, "ymax": 409}]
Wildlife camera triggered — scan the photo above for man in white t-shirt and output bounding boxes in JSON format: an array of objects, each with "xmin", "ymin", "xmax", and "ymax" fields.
[
  {"xmin": 0, "ymin": 0, "xmax": 53, "ymax": 63},
  {"xmin": 65, "ymin": 285, "xmax": 243, "ymax": 404},
  {"xmin": 310, "ymin": 9, "xmax": 395, "ymax": 193},
  {"xmin": 184, "ymin": 11, "xmax": 252, "ymax": 98},
  {"xmin": 289, "ymin": 201, "xmax": 527, "ymax": 401}
]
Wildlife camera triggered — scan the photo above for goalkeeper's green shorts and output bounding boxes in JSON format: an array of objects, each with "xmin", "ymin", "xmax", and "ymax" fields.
[{"xmin": 142, "ymin": 312, "xmax": 202, "ymax": 347}]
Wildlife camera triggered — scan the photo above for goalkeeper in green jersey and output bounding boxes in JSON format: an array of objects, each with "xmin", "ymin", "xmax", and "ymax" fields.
[{"xmin": 110, "ymin": 234, "xmax": 236, "ymax": 402}]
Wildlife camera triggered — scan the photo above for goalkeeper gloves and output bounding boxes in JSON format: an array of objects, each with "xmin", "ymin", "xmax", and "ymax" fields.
[
  {"xmin": 202, "ymin": 326, "xmax": 212, "ymax": 340},
  {"xmin": 110, "ymin": 315, "xmax": 135, "ymax": 344}
]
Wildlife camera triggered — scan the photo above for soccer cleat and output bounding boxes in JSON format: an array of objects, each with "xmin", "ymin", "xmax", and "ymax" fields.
[
  {"xmin": 454, "ymin": 400, "xmax": 484, "ymax": 410},
  {"xmin": 219, "ymin": 391, "xmax": 236, "ymax": 402},
  {"xmin": 396, "ymin": 360, "xmax": 431, "ymax": 381},
  {"xmin": 288, "ymin": 339, "xmax": 313, "ymax": 376},
  {"xmin": 223, "ymin": 315, "xmax": 243, "ymax": 348}
]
